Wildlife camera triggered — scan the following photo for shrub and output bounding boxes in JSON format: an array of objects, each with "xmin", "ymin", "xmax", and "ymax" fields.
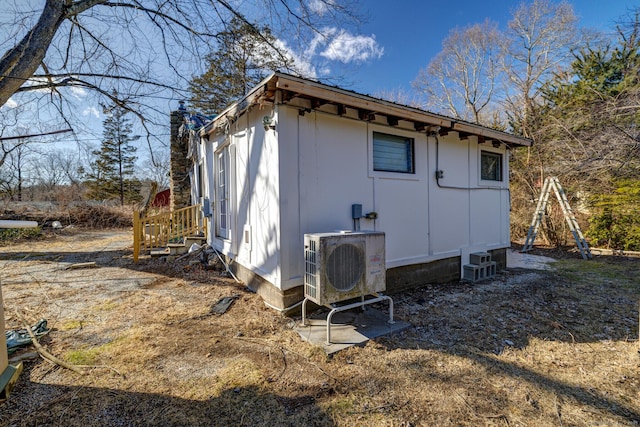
[
  {"xmin": 587, "ymin": 179, "xmax": 640, "ymax": 251},
  {"xmin": 0, "ymin": 227, "xmax": 43, "ymax": 244}
]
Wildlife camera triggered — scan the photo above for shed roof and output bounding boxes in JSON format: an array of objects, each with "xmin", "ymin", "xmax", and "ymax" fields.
[{"xmin": 204, "ymin": 72, "xmax": 532, "ymax": 148}]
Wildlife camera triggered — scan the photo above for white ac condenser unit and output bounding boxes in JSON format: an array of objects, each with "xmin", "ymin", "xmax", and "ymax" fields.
[{"xmin": 304, "ymin": 231, "xmax": 386, "ymax": 306}]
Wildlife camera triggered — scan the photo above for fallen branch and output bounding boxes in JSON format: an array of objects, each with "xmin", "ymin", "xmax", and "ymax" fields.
[
  {"xmin": 9, "ymin": 352, "xmax": 39, "ymax": 363},
  {"xmin": 555, "ymin": 395, "xmax": 563, "ymax": 427},
  {"xmin": 65, "ymin": 262, "xmax": 98, "ymax": 270},
  {"xmin": 15, "ymin": 310, "xmax": 86, "ymax": 375}
]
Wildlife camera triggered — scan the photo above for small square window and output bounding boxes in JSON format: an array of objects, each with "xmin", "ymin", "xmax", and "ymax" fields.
[
  {"xmin": 373, "ymin": 132, "xmax": 414, "ymax": 173},
  {"xmin": 481, "ymin": 151, "xmax": 502, "ymax": 181}
]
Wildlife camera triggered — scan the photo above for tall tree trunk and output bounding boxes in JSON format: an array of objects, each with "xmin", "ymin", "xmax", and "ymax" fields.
[
  {"xmin": 0, "ymin": 0, "xmax": 106, "ymax": 107},
  {"xmin": 0, "ymin": 1, "xmax": 66, "ymax": 107}
]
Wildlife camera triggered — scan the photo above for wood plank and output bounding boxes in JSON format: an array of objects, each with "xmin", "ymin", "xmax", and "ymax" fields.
[
  {"xmin": 133, "ymin": 210, "xmax": 140, "ymax": 262},
  {"xmin": 452, "ymin": 121, "xmax": 532, "ymax": 147},
  {"xmin": 275, "ymin": 77, "xmax": 452, "ymax": 128},
  {"xmin": 0, "ymin": 362, "xmax": 23, "ymax": 401},
  {"xmin": 275, "ymin": 75, "xmax": 531, "ymax": 147},
  {"xmin": 65, "ymin": 262, "xmax": 98, "ymax": 270}
]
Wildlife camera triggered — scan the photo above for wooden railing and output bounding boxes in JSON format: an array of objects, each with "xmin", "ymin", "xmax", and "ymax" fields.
[{"xmin": 133, "ymin": 205, "xmax": 206, "ymax": 262}]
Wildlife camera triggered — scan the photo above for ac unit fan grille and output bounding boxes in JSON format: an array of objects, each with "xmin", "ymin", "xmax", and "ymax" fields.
[{"xmin": 326, "ymin": 243, "xmax": 364, "ymax": 292}]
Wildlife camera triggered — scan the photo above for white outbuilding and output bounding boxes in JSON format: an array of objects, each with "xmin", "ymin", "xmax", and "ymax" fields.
[{"xmin": 188, "ymin": 72, "xmax": 532, "ymax": 310}]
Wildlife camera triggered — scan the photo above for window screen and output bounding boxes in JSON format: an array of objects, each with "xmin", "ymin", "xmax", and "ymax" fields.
[
  {"xmin": 373, "ymin": 132, "xmax": 414, "ymax": 173},
  {"xmin": 481, "ymin": 151, "xmax": 502, "ymax": 181}
]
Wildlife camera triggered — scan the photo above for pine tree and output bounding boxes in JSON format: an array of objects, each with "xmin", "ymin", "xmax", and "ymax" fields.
[
  {"xmin": 538, "ymin": 12, "xmax": 640, "ymax": 182},
  {"xmin": 508, "ymin": 8, "xmax": 640, "ymax": 244},
  {"xmin": 188, "ymin": 17, "xmax": 295, "ymax": 115},
  {"xmin": 86, "ymin": 94, "xmax": 141, "ymax": 205},
  {"xmin": 515, "ymin": 12, "xmax": 640, "ymax": 249}
]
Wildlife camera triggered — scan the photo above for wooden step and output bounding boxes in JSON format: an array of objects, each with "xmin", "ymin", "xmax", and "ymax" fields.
[
  {"xmin": 150, "ymin": 248, "xmax": 170, "ymax": 257},
  {"xmin": 167, "ymin": 243, "xmax": 188, "ymax": 255}
]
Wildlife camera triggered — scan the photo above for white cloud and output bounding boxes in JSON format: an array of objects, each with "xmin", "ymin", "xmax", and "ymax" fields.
[
  {"xmin": 248, "ymin": 26, "xmax": 383, "ymax": 80},
  {"xmin": 308, "ymin": 0, "xmax": 336, "ymax": 16},
  {"xmin": 320, "ymin": 29, "xmax": 384, "ymax": 63},
  {"xmin": 82, "ymin": 106, "xmax": 100, "ymax": 118},
  {"xmin": 3, "ymin": 98, "xmax": 18, "ymax": 108},
  {"xmin": 250, "ymin": 37, "xmax": 319, "ymax": 79},
  {"xmin": 70, "ymin": 86, "xmax": 88, "ymax": 100},
  {"xmin": 273, "ymin": 39, "xmax": 318, "ymax": 79},
  {"xmin": 318, "ymin": 65, "xmax": 332, "ymax": 75}
]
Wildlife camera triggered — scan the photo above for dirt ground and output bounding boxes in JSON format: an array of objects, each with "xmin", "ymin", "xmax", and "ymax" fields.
[{"xmin": 0, "ymin": 228, "xmax": 638, "ymax": 426}]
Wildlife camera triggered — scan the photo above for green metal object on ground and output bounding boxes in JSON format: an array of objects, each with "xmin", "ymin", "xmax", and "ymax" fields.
[{"xmin": 6, "ymin": 319, "xmax": 49, "ymax": 355}]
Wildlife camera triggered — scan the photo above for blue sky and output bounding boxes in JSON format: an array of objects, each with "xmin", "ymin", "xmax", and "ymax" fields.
[{"xmin": 346, "ymin": 0, "xmax": 638, "ymax": 96}]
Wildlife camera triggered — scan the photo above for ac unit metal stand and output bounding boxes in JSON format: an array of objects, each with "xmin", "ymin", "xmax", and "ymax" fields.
[
  {"xmin": 301, "ymin": 294, "xmax": 394, "ymax": 344},
  {"xmin": 522, "ymin": 176, "xmax": 592, "ymax": 259}
]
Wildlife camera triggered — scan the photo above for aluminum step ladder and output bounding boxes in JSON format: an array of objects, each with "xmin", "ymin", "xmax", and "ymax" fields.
[{"xmin": 522, "ymin": 176, "xmax": 592, "ymax": 259}]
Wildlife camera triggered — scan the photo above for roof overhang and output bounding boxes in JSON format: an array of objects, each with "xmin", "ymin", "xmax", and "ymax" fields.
[{"xmin": 204, "ymin": 73, "xmax": 532, "ymax": 148}]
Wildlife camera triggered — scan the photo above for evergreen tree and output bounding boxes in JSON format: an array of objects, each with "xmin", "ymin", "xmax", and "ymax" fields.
[
  {"xmin": 538, "ymin": 12, "xmax": 640, "ymax": 183},
  {"xmin": 86, "ymin": 93, "xmax": 141, "ymax": 205},
  {"xmin": 510, "ymin": 10, "xmax": 640, "ymax": 248},
  {"xmin": 510, "ymin": 9, "xmax": 640, "ymax": 245},
  {"xmin": 188, "ymin": 18, "xmax": 295, "ymax": 115}
]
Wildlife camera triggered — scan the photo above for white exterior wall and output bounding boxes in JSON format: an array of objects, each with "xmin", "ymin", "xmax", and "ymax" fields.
[
  {"xmin": 248, "ymin": 110, "xmax": 281, "ymax": 285},
  {"xmin": 429, "ymin": 134, "xmax": 511, "ymax": 269},
  {"xmin": 204, "ymin": 102, "xmax": 510, "ymax": 292},
  {"xmin": 203, "ymin": 107, "xmax": 282, "ymax": 287},
  {"xmin": 277, "ymin": 105, "xmax": 510, "ymax": 289}
]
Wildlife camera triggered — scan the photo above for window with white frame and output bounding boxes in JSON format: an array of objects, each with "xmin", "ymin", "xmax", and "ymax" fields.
[
  {"xmin": 480, "ymin": 150, "xmax": 502, "ymax": 181},
  {"xmin": 372, "ymin": 131, "xmax": 415, "ymax": 174},
  {"xmin": 216, "ymin": 147, "xmax": 230, "ymax": 239}
]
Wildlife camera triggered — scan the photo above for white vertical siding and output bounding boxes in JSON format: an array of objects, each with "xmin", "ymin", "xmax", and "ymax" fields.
[
  {"xmin": 244, "ymin": 108, "xmax": 281, "ymax": 285},
  {"xmin": 277, "ymin": 106, "xmax": 302, "ymax": 289},
  {"xmin": 469, "ymin": 190, "xmax": 503, "ymax": 244},
  {"xmin": 369, "ymin": 124, "xmax": 430, "ymax": 267},
  {"xmin": 428, "ymin": 135, "xmax": 471, "ymax": 255},
  {"xmin": 297, "ymin": 112, "xmax": 373, "ymax": 232},
  {"xmin": 204, "ymin": 103, "xmax": 511, "ymax": 291},
  {"xmin": 374, "ymin": 177, "xmax": 430, "ymax": 265},
  {"xmin": 205, "ymin": 109, "xmax": 282, "ymax": 286},
  {"xmin": 279, "ymin": 111, "xmax": 376, "ymax": 290},
  {"xmin": 469, "ymin": 143, "xmax": 510, "ymax": 248},
  {"xmin": 234, "ymin": 115, "xmax": 251, "ymax": 264}
]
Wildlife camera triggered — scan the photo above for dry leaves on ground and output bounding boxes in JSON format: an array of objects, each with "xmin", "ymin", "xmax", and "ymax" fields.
[{"xmin": 0, "ymin": 230, "xmax": 638, "ymax": 426}]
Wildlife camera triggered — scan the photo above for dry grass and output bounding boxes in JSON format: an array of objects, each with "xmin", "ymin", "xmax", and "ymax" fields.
[{"xmin": 0, "ymin": 230, "xmax": 638, "ymax": 426}]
